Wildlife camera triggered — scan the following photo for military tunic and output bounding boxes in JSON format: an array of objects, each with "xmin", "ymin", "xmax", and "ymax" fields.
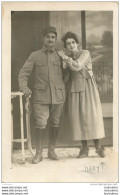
[
  {"xmin": 18, "ymin": 47, "xmax": 65, "ymax": 129},
  {"xmin": 18, "ymin": 47, "xmax": 65, "ymax": 104}
]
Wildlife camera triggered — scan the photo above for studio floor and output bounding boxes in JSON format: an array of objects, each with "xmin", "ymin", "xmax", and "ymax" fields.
[{"xmin": 6, "ymin": 147, "xmax": 118, "ymax": 183}]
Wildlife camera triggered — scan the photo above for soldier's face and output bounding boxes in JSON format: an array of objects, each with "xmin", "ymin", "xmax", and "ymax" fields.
[{"xmin": 43, "ymin": 32, "xmax": 57, "ymax": 47}]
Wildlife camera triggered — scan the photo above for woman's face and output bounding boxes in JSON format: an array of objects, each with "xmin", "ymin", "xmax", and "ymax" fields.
[{"xmin": 65, "ymin": 38, "xmax": 78, "ymax": 52}]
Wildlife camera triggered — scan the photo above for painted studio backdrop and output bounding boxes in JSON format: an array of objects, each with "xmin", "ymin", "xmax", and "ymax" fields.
[{"xmin": 11, "ymin": 11, "xmax": 113, "ymax": 148}]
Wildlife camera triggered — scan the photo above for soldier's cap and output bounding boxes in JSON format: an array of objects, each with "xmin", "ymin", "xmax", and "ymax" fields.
[{"xmin": 42, "ymin": 26, "xmax": 57, "ymax": 36}]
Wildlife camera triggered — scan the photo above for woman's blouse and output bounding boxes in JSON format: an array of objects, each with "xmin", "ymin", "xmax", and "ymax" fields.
[
  {"xmin": 64, "ymin": 50, "xmax": 93, "ymax": 78},
  {"xmin": 63, "ymin": 50, "xmax": 94, "ymax": 92}
]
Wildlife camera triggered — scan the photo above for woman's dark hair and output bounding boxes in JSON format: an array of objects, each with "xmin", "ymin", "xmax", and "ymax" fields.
[{"xmin": 62, "ymin": 32, "xmax": 79, "ymax": 48}]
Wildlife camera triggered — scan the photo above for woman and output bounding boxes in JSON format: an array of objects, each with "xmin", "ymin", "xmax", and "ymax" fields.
[{"xmin": 57, "ymin": 32, "xmax": 105, "ymax": 158}]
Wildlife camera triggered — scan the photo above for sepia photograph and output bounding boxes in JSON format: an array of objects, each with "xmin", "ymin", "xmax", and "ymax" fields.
[{"xmin": 2, "ymin": 1, "xmax": 118, "ymax": 183}]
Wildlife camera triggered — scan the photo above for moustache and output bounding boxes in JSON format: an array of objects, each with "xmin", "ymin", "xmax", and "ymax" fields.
[{"xmin": 48, "ymin": 41, "xmax": 54, "ymax": 43}]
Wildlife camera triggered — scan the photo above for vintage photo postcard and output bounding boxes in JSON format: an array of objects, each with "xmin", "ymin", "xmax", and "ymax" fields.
[{"xmin": 2, "ymin": 1, "xmax": 119, "ymax": 183}]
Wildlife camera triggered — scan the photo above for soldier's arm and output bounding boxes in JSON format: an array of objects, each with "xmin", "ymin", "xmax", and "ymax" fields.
[{"xmin": 18, "ymin": 52, "xmax": 35, "ymax": 96}]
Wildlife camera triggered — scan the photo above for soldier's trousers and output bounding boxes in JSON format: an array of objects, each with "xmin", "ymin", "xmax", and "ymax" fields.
[{"xmin": 33, "ymin": 103, "xmax": 64, "ymax": 129}]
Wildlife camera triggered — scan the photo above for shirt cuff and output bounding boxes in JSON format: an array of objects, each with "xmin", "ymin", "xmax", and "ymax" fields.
[
  {"xmin": 62, "ymin": 55, "xmax": 69, "ymax": 61},
  {"xmin": 63, "ymin": 61, "xmax": 67, "ymax": 69}
]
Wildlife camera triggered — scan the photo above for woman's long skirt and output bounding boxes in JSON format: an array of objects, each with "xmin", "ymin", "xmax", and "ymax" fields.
[{"xmin": 64, "ymin": 76, "xmax": 105, "ymax": 140}]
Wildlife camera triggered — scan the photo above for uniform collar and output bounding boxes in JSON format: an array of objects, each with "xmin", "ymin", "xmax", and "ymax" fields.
[{"xmin": 42, "ymin": 46, "xmax": 56, "ymax": 53}]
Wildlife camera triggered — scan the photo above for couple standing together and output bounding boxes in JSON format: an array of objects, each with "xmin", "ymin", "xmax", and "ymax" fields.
[{"xmin": 18, "ymin": 26, "xmax": 105, "ymax": 164}]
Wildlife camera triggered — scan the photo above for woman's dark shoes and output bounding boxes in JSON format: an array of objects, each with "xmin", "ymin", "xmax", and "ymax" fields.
[
  {"xmin": 32, "ymin": 151, "xmax": 42, "ymax": 164},
  {"xmin": 96, "ymin": 147, "xmax": 105, "ymax": 158},
  {"xmin": 77, "ymin": 148, "xmax": 89, "ymax": 158}
]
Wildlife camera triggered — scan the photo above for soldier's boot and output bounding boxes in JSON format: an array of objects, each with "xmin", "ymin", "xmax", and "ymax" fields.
[
  {"xmin": 77, "ymin": 140, "xmax": 89, "ymax": 158},
  {"xmin": 48, "ymin": 127, "xmax": 59, "ymax": 160},
  {"xmin": 93, "ymin": 139, "xmax": 105, "ymax": 158},
  {"xmin": 32, "ymin": 128, "xmax": 44, "ymax": 164}
]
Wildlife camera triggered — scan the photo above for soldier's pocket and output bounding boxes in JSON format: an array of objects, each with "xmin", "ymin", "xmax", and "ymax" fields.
[
  {"xmin": 36, "ymin": 63, "xmax": 48, "ymax": 75},
  {"xmin": 55, "ymin": 83, "xmax": 65, "ymax": 102},
  {"xmin": 33, "ymin": 85, "xmax": 46, "ymax": 102}
]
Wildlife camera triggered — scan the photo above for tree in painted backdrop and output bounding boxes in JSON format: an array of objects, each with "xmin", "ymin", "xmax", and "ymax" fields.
[{"xmin": 101, "ymin": 31, "xmax": 113, "ymax": 47}]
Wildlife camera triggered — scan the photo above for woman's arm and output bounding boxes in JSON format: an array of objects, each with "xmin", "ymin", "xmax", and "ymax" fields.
[
  {"xmin": 57, "ymin": 49, "xmax": 91, "ymax": 71},
  {"xmin": 66, "ymin": 50, "xmax": 90, "ymax": 71}
]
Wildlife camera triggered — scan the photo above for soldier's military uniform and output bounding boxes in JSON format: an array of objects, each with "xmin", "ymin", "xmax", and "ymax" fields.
[
  {"xmin": 18, "ymin": 27, "xmax": 65, "ymax": 163},
  {"xmin": 19, "ymin": 47, "xmax": 65, "ymax": 128}
]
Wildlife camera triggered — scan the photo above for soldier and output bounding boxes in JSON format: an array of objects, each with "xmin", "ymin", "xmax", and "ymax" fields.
[{"xmin": 18, "ymin": 26, "xmax": 65, "ymax": 164}]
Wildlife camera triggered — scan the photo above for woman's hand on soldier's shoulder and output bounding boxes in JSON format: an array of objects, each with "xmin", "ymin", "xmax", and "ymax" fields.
[
  {"xmin": 57, "ymin": 49, "xmax": 69, "ymax": 61},
  {"xmin": 57, "ymin": 49, "xmax": 65, "ymax": 57}
]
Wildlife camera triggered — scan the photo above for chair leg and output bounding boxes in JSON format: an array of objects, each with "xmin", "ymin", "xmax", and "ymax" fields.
[
  {"xmin": 20, "ymin": 95, "xmax": 25, "ymax": 163},
  {"xmin": 25, "ymin": 97, "xmax": 34, "ymax": 156}
]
